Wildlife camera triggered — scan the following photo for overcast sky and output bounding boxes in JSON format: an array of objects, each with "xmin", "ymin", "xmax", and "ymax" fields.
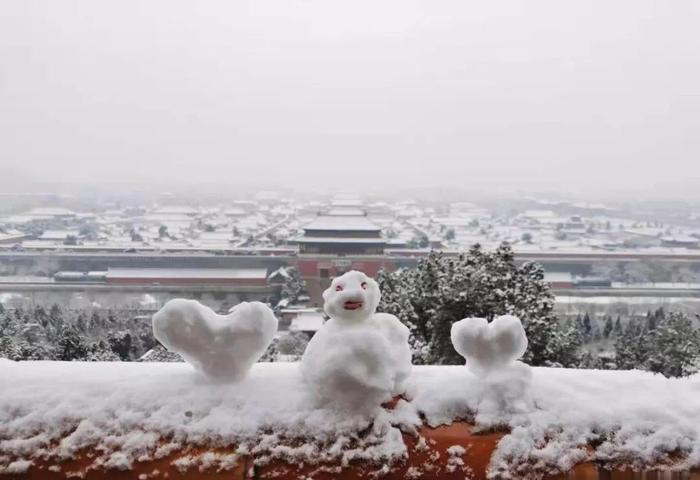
[{"xmin": 1, "ymin": 0, "xmax": 699, "ymax": 197}]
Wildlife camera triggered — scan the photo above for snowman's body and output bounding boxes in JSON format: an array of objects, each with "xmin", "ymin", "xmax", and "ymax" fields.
[{"xmin": 300, "ymin": 271, "xmax": 411, "ymax": 409}]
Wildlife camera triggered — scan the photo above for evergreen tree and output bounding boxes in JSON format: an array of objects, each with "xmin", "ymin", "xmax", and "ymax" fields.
[
  {"xmin": 108, "ymin": 331, "xmax": 132, "ymax": 360},
  {"xmin": 75, "ymin": 312, "xmax": 88, "ymax": 333},
  {"xmin": 614, "ymin": 312, "xmax": 700, "ymax": 377},
  {"xmin": 643, "ymin": 313, "xmax": 700, "ymax": 377},
  {"xmin": 85, "ymin": 340, "xmax": 121, "ymax": 361},
  {"xmin": 582, "ymin": 312, "xmax": 593, "ymax": 339},
  {"xmin": 16, "ymin": 340, "xmax": 54, "ymax": 361},
  {"xmin": 645, "ymin": 310, "xmax": 658, "ymax": 332},
  {"xmin": 613, "ymin": 316, "xmax": 623, "ymax": 336},
  {"xmin": 377, "ymin": 243, "xmax": 569, "ymax": 366},
  {"xmin": 57, "ymin": 326, "xmax": 89, "ymax": 361},
  {"xmin": 48, "ymin": 304, "xmax": 64, "ymax": 328},
  {"xmin": 276, "ymin": 332, "xmax": 310, "ymax": 360},
  {"xmin": 0, "ymin": 336, "xmax": 22, "ymax": 361},
  {"xmin": 33, "ymin": 305, "xmax": 49, "ymax": 327},
  {"xmin": 280, "ymin": 267, "xmax": 306, "ymax": 306},
  {"xmin": 603, "ymin": 316, "xmax": 614, "ymax": 339},
  {"xmin": 259, "ymin": 338, "xmax": 279, "ymax": 362}
]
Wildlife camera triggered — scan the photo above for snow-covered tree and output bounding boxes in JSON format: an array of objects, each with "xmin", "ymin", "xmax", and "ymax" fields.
[
  {"xmin": 643, "ymin": 313, "xmax": 700, "ymax": 377},
  {"xmin": 259, "ymin": 338, "xmax": 279, "ymax": 362},
  {"xmin": 0, "ymin": 336, "xmax": 22, "ymax": 361},
  {"xmin": 85, "ymin": 340, "xmax": 121, "ymax": 362},
  {"xmin": 614, "ymin": 312, "xmax": 700, "ymax": 377},
  {"xmin": 108, "ymin": 330, "xmax": 132, "ymax": 360},
  {"xmin": 603, "ymin": 316, "xmax": 614, "ymax": 338},
  {"xmin": 377, "ymin": 243, "xmax": 570, "ymax": 366},
  {"xmin": 276, "ymin": 331, "xmax": 309, "ymax": 360},
  {"xmin": 57, "ymin": 326, "xmax": 89, "ymax": 361},
  {"xmin": 280, "ymin": 267, "xmax": 306, "ymax": 306}
]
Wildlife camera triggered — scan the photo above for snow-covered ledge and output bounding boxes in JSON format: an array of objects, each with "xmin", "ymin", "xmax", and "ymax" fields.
[{"xmin": 1, "ymin": 360, "xmax": 699, "ymax": 479}]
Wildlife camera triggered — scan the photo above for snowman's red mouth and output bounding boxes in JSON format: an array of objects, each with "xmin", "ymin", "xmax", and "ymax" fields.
[{"xmin": 343, "ymin": 301, "xmax": 363, "ymax": 310}]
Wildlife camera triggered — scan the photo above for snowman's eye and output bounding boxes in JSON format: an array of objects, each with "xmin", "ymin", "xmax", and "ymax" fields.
[
  {"xmin": 335, "ymin": 285, "xmax": 344, "ymax": 292},
  {"xmin": 361, "ymin": 282, "xmax": 367, "ymax": 290}
]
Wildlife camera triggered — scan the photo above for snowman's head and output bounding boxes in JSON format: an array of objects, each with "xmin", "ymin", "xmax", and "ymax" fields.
[{"xmin": 322, "ymin": 270, "xmax": 380, "ymax": 322}]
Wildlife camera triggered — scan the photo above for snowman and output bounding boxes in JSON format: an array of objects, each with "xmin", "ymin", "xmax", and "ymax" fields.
[{"xmin": 300, "ymin": 270, "xmax": 412, "ymax": 410}]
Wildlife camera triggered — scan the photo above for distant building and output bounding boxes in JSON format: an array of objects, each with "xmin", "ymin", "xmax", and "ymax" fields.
[
  {"xmin": 223, "ymin": 207, "xmax": 247, "ymax": 217},
  {"xmin": 105, "ymin": 267, "xmax": 269, "ymax": 286},
  {"xmin": 277, "ymin": 307, "xmax": 326, "ymax": 335},
  {"xmin": 152, "ymin": 206, "xmax": 198, "ymax": 216},
  {"xmin": 39, "ymin": 230, "xmax": 80, "ymax": 242},
  {"xmin": 26, "ymin": 207, "xmax": 76, "ymax": 218},
  {"xmin": 0, "ymin": 232, "xmax": 28, "ymax": 244},
  {"xmin": 661, "ymin": 236, "xmax": 699, "ymax": 249},
  {"xmin": 295, "ymin": 215, "xmax": 385, "ymax": 255},
  {"xmin": 293, "ymin": 215, "xmax": 394, "ymax": 302},
  {"xmin": 544, "ymin": 272, "xmax": 574, "ymax": 289},
  {"xmin": 325, "ymin": 207, "xmax": 366, "ymax": 217}
]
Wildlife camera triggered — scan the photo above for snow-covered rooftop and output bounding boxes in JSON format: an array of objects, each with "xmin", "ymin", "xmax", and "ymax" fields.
[
  {"xmin": 295, "ymin": 236, "xmax": 387, "ymax": 244},
  {"xmin": 1, "ymin": 361, "xmax": 699, "ymax": 477},
  {"xmin": 325, "ymin": 207, "xmax": 367, "ymax": 216},
  {"xmin": 289, "ymin": 312, "xmax": 325, "ymax": 332},
  {"xmin": 303, "ymin": 215, "xmax": 381, "ymax": 232},
  {"xmin": 105, "ymin": 268, "xmax": 268, "ymax": 280}
]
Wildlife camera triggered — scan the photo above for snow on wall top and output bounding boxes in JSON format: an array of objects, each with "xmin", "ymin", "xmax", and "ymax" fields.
[{"xmin": 1, "ymin": 360, "xmax": 700, "ymax": 477}]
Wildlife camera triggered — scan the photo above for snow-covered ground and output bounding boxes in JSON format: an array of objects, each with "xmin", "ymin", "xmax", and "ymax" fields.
[{"xmin": 1, "ymin": 360, "xmax": 699, "ymax": 477}]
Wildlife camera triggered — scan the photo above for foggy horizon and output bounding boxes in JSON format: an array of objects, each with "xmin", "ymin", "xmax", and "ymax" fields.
[{"xmin": 1, "ymin": 0, "xmax": 699, "ymax": 199}]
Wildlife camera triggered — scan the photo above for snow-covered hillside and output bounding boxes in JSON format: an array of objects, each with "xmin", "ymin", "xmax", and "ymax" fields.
[{"xmin": 1, "ymin": 360, "xmax": 699, "ymax": 477}]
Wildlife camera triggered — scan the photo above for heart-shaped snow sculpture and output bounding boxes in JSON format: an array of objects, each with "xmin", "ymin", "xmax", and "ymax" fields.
[
  {"xmin": 450, "ymin": 315, "xmax": 528, "ymax": 377},
  {"xmin": 152, "ymin": 299, "xmax": 278, "ymax": 381}
]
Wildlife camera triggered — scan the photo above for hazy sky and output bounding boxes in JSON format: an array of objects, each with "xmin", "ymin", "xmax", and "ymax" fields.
[{"xmin": 1, "ymin": 0, "xmax": 699, "ymax": 196}]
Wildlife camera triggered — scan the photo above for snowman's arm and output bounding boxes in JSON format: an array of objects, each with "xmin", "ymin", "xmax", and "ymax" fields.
[{"xmin": 373, "ymin": 312, "xmax": 410, "ymax": 343}]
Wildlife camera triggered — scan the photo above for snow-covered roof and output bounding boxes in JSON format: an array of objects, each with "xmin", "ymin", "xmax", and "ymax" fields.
[
  {"xmin": 26, "ymin": 207, "xmax": 76, "ymax": 216},
  {"xmin": 303, "ymin": 215, "xmax": 380, "ymax": 232},
  {"xmin": 153, "ymin": 206, "xmax": 198, "ymax": 215},
  {"xmin": 198, "ymin": 231, "xmax": 234, "ymax": 241},
  {"xmin": 223, "ymin": 207, "xmax": 247, "ymax": 216},
  {"xmin": 1, "ymin": 361, "xmax": 699, "ymax": 477},
  {"xmin": 38, "ymin": 229, "xmax": 80, "ymax": 240},
  {"xmin": 295, "ymin": 236, "xmax": 386, "ymax": 244},
  {"xmin": 289, "ymin": 312, "xmax": 325, "ymax": 332},
  {"xmin": 106, "ymin": 268, "xmax": 268, "ymax": 280},
  {"xmin": 325, "ymin": 207, "xmax": 366, "ymax": 216},
  {"xmin": 267, "ymin": 266, "xmax": 292, "ymax": 281},
  {"xmin": 544, "ymin": 272, "xmax": 573, "ymax": 283},
  {"xmin": 661, "ymin": 235, "xmax": 699, "ymax": 244}
]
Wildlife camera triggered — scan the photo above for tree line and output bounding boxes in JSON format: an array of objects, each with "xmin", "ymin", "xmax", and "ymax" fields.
[{"xmin": 0, "ymin": 303, "xmax": 157, "ymax": 362}]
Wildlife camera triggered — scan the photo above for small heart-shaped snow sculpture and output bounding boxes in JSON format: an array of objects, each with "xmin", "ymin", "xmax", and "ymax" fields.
[
  {"xmin": 153, "ymin": 299, "xmax": 278, "ymax": 381},
  {"xmin": 450, "ymin": 315, "xmax": 527, "ymax": 377}
]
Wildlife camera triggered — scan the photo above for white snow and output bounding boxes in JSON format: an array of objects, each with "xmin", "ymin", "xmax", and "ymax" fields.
[
  {"xmin": 0, "ymin": 459, "xmax": 32, "ymax": 474},
  {"xmin": 300, "ymin": 271, "xmax": 412, "ymax": 410},
  {"xmin": 446, "ymin": 445, "xmax": 467, "ymax": 472},
  {"xmin": 152, "ymin": 299, "xmax": 278, "ymax": 381},
  {"xmin": 449, "ymin": 315, "xmax": 535, "ymax": 425},
  {"xmin": 1, "ymin": 360, "xmax": 700, "ymax": 476},
  {"xmin": 450, "ymin": 315, "xmax": 528, "ymax": 378}
]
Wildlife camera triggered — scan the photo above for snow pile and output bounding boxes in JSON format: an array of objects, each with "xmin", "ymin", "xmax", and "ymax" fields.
[
  {"xmin": 1, "ymin": 361, "xmax": 700, "ymax": 476},
  {"xmin": 450, "ymin": 315, "xmax": 534, "ymax": 424},
  {"xmin": 401, "ymin": 366, "xmax": 700, "ymax": 476},
  {"xmin": 300, "ymin": 271, "xmax": 412, "ymax": 410},
  {"xmin": 0, "ymin": 361, "xmax": 408, "ymax": 476},
  {"xmin": 152, "ymin": 299, "xmax": 277, "ymax": 381}
]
